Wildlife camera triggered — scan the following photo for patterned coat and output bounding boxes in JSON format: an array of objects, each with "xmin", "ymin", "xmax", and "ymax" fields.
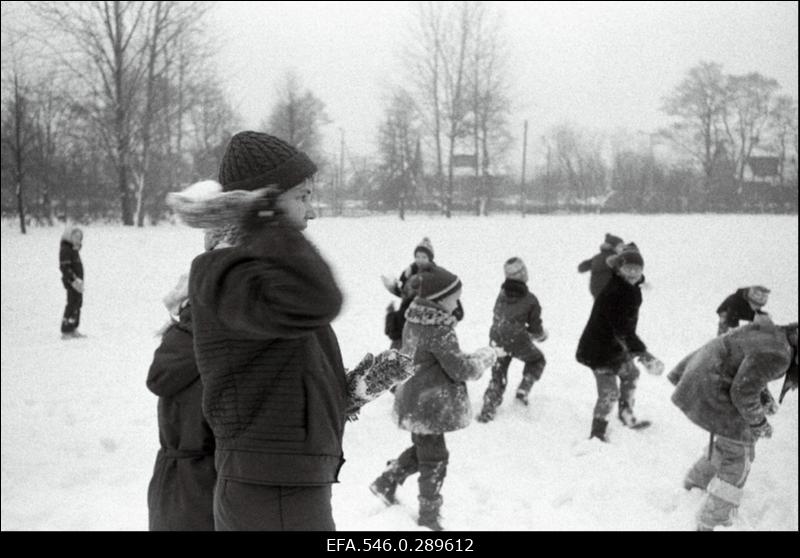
[
  {"xmin": 576, "ymin": 273, "xmax": 647, "ymax": 369},
  {"xmin": 393, "ymin": 298, "xmax": 496, "ymax": 434},
  {"xmin": 668, "ymin": 322, "xmax": 795, "ymax": 442},
  {"xmin": 189, "ymin": 225, "xmax": 347, "ymax": 486}
]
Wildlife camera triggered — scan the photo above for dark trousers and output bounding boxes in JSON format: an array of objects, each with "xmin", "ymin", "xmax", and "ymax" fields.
[
  {"xmin": 61, "ymin": 286, "xmax": 83, "ymax": 333},
  {"xmin": 213, "ymin": 479, "xmax": 335, "ymax": 531},
  {"xmin": 395, "ymin": 433, "xmax": 449, "ymax": 471}
]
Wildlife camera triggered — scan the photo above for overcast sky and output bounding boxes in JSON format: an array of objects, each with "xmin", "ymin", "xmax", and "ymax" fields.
[{"xmin": 207, "ymin": 1, "xmax": 798, "ymax": 162}]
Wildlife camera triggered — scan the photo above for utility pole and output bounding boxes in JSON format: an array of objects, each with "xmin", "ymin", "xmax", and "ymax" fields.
[
  {"xmin": 337, "ymin": 127, "xmax": 345, "ymax": 217},
  {"xmin": 520, "ymin": 120, "xmax": 528, "ymax": 217}
]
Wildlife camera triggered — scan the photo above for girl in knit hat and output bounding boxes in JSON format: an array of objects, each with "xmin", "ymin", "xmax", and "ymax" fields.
[
  {"xmin": 477, "ymin": 257, "xmax": 548, "ymax": 422},
  {"xmin": 168, "ymin": 131, "xmax": 412, "ymax": 531},
  {"xmin": 575, "ymin": 243, "xmax": 664, "ymax": 442},
  {"xmin": 370, "ymin": 265, "xmax": 501, "ymax": 530}
]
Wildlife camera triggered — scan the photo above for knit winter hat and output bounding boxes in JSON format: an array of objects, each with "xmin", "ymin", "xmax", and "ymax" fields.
[
  {"xmin": 604, "ymin": 233, "xmax": 624, "ymax": 248},
  {"xmin": 607, "ymin": 242, "xmax": 644, "ymax": 269},
  {"xmin": 414, "ymin": 237, "xmax": 434, "ymax": 261},
  {"xmin": 504, "ymin": 257, "xmax": 529, "ymax": 282},
  {"xmin": 417, "ymin": 266, "xmax": 461, "ymax": 302},
  {"xmin": 218, "ymin": 131, "xmax": 317, "ymax": 192}
]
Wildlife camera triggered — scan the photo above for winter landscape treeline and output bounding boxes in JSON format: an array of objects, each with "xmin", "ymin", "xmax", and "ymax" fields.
[{"xmin": 1, "ymin": 1, "xmax": 798, "ymax": 230}]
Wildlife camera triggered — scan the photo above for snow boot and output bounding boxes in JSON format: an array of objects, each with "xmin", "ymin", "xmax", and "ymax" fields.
[
  {"xmin": 590, "ymin": 417, "xmax": 609, "ymax": 442},
  {"xmin": 515, "ymin": 388, "xmax": 529, "ymax": 405},
  {"xmin": 618, "ymin": 405, "xmax": 651, "ymax": 430},
  {"xmin": 417, "ymin": 460, "xmax": 446, "ymax": 531},
  {"xmin": 369, "ymin": 453, "xmax": 418, "ymax": 506}
]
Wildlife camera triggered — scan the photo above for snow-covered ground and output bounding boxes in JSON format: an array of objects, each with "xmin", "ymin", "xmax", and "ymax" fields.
[{"xmin": 1, "ymin": 213, "xmax": 797, "ymax": 531}]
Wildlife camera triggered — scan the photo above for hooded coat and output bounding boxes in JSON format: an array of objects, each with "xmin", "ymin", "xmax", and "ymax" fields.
[
  {"xmin": 393, "ymin": 298, "xmax": 495, "ymax": 434},
  {"xmin": 189, "ymin": 225, "xmax": 347, "ymax": 487},
  {"xmin": 576, "ymin": 273, "xmax": 647, "ymax": 369},
  {"xmin": 668, "ymin": 322, "xmax": 796, "ymax": 442},
  {"xmin": 146, "ymin": 304, "xmax": 216, "ymax": 530}
]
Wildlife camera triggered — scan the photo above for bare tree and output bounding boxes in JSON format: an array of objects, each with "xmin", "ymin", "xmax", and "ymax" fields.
[
  {"xmin": 768, "ymin": 95, "xmax": 798, "ymax": 186},
  {"xmin": 2, "ymin": 72, "xmax": 35, "ymax": 232},
  {"xmin": 721, "ymin": 72, "xmax": 780, "ymax": 185},
  {"xmin": 262, "ymin": 70, "xmax": 331, "ymax": 167},
  {"xmin": 661, "ymin": 61, "xmax": 728, "ymax": 197},
  {"xmin": 377, "ymin": 88, "xmax": 423, "ymax": 218}
]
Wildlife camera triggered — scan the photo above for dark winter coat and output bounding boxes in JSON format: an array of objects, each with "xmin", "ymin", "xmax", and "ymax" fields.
[
  {"xmin": 189, "ymin": 225, "xmax": 347, "ymax": 486},
  {"xmin": 576, "ymin": 273, "xmax": 647, "ymax": 369},
  {"xmin": 668, "ymin": 322, "xmax": 795, "ymax": 442},
  {"xmin": 577, "ymin": 247, "xmax": 616, "ymax": 298},
  {"xmin": 393, "ymin": 298, "xmax": 495, "ymax": 434},
  {"xmin": 717, "ymin": 288, "xmax": 767, "ymax": 329},
  {"xmin": 489, "ymin": 280, "xmax": 544, "ymax": 351},
  {"xmin": 59, "ymin": 240, "xmax": 83, "ymax": 289},
  {"xmin": 146, "ymin": 303, "xmax": 216, "ymax": 531}
]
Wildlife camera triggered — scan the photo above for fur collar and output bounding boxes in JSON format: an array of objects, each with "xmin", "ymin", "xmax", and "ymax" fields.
[{"xmin": 405, "ymin": 298, "xmax": 457, "ymax": 327}]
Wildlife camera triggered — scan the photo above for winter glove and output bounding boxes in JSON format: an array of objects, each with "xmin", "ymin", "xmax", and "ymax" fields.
[
  {"xmin": 760, "ymin": 390, "xmax": 779, "ymax": 416},
  {"xmin": 533, "ymin": 328, "xmax": 548, "ymax": 343},
  {"xmin": 71, "ymin": 278, "xmax": 84, "ymax": 293},
  {"xmin": 345, "ymin": 350, "xmax": 415, "ymax": 420},
  {"xmin": 750, "ymin": 418, "xmax": 773, "ymax": 439},
  {"xmin": 636, "ymin": 351, "xmax": 664, "ymax": 376},
  {"xmin": 489, "ymin": 341, "xmax": 507, "ymax": 358}
]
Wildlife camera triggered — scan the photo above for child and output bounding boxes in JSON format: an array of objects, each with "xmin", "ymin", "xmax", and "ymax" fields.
[
  {"xmin": 668, "ymin": 322, "xmax": 797, "ymax": 531},
  {"xmin": 370, "ymin": 266, "xmax": 500, "ymax": 531},
  {"xmin": 146, "ymin": 274, "xmax": 216, "ymax": 531},
  {"xmin": 383, "ymin": 238, "xmax": 464, "ymax": 349},
  {"xmin": 575, "ymin": 243, "xmax": 664, "ymax": 441},
  {"xmin": 716, "ymin": 285, "xmax": 771, "ymax": 335},
  {"xmin": 59, "ymin": 225, "xmax": 85, "ymax": 338},
  {"xmin": 477, "ymin": 257, "xmax": 548, "ymax": 423},
  {"xmin": 577, "ymin": 233, "xmax": 625, "ymax": 298}
]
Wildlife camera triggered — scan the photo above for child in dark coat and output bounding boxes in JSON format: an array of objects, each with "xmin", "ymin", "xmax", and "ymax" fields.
[
  {"xmin": 577, "ymin": 233, "xmax": 625, "ymax": 298},
  {"xmin": 575, "ymin": 243, "xmax": 664, "ymax": 442},
  {"xmin": 59, "ymin": 225, "xmax": 85, "ymax": 338},
  {"xmin": 146, "ymin": 275, "xmax": 216, "ymax": 531},
  {"xmin": 716, "ymin": 285, "xmax": 771, "ymax": 335},
  {"xmin": 370, "ymin": 266, "xmax": 499, "ymax": 531},
  {"xmin": 477, "ymin": 257, "xmax": 548, "ymax": 422}
]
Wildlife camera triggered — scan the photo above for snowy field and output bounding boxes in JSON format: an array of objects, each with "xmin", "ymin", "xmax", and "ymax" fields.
[{"xmin": 1, "ymin": 213, "xmax": 797, "ymax": 531}]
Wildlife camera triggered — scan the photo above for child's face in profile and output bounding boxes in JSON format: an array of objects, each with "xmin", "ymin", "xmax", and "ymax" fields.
[
  {"xmin": 276, "ymin": 180, "xmax": 315, "ymax": 230},
  {"xmin": 72, "ymin": 230, "xmax": 83, "ymax": 250},
  {"xmin": 438, "ymin": 289, "xmax": 462, "ymax": 313}
]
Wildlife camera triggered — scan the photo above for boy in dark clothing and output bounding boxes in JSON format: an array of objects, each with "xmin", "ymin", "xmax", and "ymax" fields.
[
  {"xmin": 716, "ymin": 286, "xmax": 771, "ymax": 335},
  {"xmin": 575, "ymin": 243, "xmax": 664, "ymax": 442},
  {"xmin": 370, "ymin": 266, "xmax": 499, "ymax": 531},
  {"xmin": 146, "ymin": 277, "xmax": 215, "ymax": 531},
  {"xmin": 59, "ymin": 225, "xmax": 85, "ymax": 338},
  {"xmin": 477, "ymin": 257, "xmax": 548, "ymax": 423},
  {"xmin": 577, "ymin": 233, "xmax": 625, "ymax": 298}
]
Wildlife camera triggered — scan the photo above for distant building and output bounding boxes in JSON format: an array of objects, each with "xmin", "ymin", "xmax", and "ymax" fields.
[{"xmin": 744, "ymin": 156, "xmax": 780, "ymax": 184}]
